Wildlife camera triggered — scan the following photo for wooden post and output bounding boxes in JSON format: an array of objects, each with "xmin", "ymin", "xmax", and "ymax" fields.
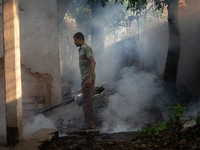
[{"xmin": 2, "ymin": 0, "xmax": 23, "ymax": 146}]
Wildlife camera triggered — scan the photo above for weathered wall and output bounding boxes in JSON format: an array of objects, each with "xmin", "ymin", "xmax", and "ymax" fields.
[
  {"xmin": 0, "ymin": 57, "xmax": 52, "ymax": 136},
  {"xmin": 0, "ymin": 0, "xmax": 61, "ymax": 138},
  {"xmin": 18, "ymin": 0, "xmax": 61, "ymax": 105},
  {"xmin": 0, "ymin": 0, "xmax": 61, "ymax": 105}
]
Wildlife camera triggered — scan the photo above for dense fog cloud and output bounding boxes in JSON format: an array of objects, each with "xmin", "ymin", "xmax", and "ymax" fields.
[
  {"xmin": 97, "ymin": 23, "xmax": 169, "ymax": 85},
  {"xmin": 23, "ymin": 101, "xmax": 83, "ymax": 138},
  {"xmin": 59, "ymin": 1, "xmax": 169, "ymax": 133},
  {"xmin": 23, "ymin": 114, "xmax": 56, "ymax": 138},
  {"xmin": 100, "ymin": 66, "xmax": 163, "ymax": 133}
]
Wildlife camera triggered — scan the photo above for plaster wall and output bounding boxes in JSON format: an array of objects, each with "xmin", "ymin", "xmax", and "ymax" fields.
[{"xmin": 0, "ymin": 0, "xmax": 61, "ymax": 105}]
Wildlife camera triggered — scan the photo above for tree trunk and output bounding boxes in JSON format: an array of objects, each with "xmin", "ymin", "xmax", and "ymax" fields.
[{"xmin": 164, "ymin": 0, "xmax": 180, "ymax": 96}]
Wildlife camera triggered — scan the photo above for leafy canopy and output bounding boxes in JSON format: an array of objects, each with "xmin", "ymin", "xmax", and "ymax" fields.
[
  {"xmin": 88, "ymin": 0, "xmax": 148, "ymax": 11},
  {"xmin": 88, "ymin": 0, "xmax": 179, "ymax": 12}
]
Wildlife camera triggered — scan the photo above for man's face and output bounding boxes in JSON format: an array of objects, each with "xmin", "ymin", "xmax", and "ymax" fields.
[{"xmin": 74, "ymin": 37, "xmax": 82, "ymax": 47}]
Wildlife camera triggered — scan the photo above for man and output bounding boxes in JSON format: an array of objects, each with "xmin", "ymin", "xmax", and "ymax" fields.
[{"xmin": 73, "ymin": 32, "xmax": 96, "ymax": 129}]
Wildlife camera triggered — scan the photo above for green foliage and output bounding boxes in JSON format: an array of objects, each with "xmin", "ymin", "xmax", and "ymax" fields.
[
  {"xmin": 126, "ymin": 0, "xmax": 147, "ymax": 13},
  {"xmin": 88, "ymin": 0, "xmax": 125, "ymax": 7},
  {"xmin": 137, "ymin": 104, "xmax": 186, "ymax": 137},
  {"xmin": 102, "ymin": 1, "xmax": 129, "ymax": 35},
  {"xmin": 88, "ymin": 0, "xmax": 182, "ymax": 13},
  {"xmin": 183, "ymin": 121, "xmax": 200, "ymax": 142},
  {"xmin": 88, "ymin": 0, "xmax": 148, "ymax": 13},
  {"xmin": 187, "ymin": 126, "xmax": 200, "ymax": 140},
  {"xmin": 88, "ymin": 0, "xmax": 169, "ymax": 38},
  {"xmin": 188, "ymin": 137, "xmax": 193, "ymax": 141},
  {"xmin": 166, "ymin": 104, "xmax": 186, "ymax": 127},
  {"xmin": 167, "ymin": 104, "xmax": 186, "ymax": 119},
  {"xmin": 196, "ymin": 116, "xmax": 200, "ymax": 125},
  {"xmin": 137, "ymin": 123, "xmax": 166, "ymax": 137}
]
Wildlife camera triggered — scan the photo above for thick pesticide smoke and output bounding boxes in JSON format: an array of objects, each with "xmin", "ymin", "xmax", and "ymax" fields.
[
  {"xmin": 136, "ymin": 25, "xmax": 168, "ymax": 74},
  {"xmin": 23, "ymin": 101, "xmax": 83, "ymax": 138},
  {"xmin": 100, "ymin": 66, "xmax": 163, "ymax": 133},
  {"xmin": 23, "ymin": 114, "xmax": 56, "ymax": 138},
  {"xmin": 93, "ymin": 1, "xmax": 169, "ymax": 84},
  {"xmin": 184, "ymin": 100, "xmax": 200, "ymax": 120},
  {"xmin": 51, "ymin": 101, "xmax": 84, "ymax": 125},
  {"xmin": 99, "ymin": 2, "xmax": 200, "ymax": 133},
  {"xmin": 98, "ymin": 23, "xmax": 169, "ymax": 84},
  {"xmin": 59, "ymin": 1, "xmax": 169, "ymax": 133},
  {"xmin": 59, "ymin": 0, "xmax": 200, "ymax": 133}
]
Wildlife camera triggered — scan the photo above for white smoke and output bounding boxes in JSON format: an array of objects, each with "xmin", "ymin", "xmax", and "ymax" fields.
[
  {"xmin": 136, "ymin": 25, "xmax": 168, "ymax": 74},
  {"xmin": 59, "ymin": 0, "xmax": 200, "ymax": 135},
  {"xmin": 51, "ymin": 101, "xmax": 84, "ymax": 125},
  {"xmin": 184, "ymin": 100, "xmax": 200, "ymax": 120},
  {"xmin": 23, "ymin": 101, "xmax": 84, "ymax": 138},
  {"xmin": 100, "ymin": 66, "xmax": 163, "ymax": 133},
  {"xmin": 23, "ymin": 114, "xmax": 56, "ymax": 138}
]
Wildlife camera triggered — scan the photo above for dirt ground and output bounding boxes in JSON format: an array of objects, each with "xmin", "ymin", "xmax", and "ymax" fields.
[
  {"xmin": 38, "ymin": 122, "xmax": 200, "ymax": 150},
  {"xmin": 38, "ymin": 131, "xmax": 139, "ymax": 150}
]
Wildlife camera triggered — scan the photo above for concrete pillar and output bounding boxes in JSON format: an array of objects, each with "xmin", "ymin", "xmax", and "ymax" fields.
[{"xmin": 3, "ymin": 0, "xmax": 23, "ymax": 146}]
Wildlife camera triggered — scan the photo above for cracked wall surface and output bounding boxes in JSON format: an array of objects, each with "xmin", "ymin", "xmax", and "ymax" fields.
[
  {"xmin": 0, "ymin": 57, "xmax": 53, "ymax": 136},
  {"xmin": 0, "ymin": 0, "xmax": 61, "ymax": 106}
]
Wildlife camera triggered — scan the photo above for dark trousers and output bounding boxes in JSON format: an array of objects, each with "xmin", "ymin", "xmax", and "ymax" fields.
[{"xmin": 81, "ymin": 79, "xmax": 95, "ymax": 126}]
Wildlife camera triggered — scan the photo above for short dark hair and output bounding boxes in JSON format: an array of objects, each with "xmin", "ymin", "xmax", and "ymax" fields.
[{"xmin": 73, "ymin": 32, "xmax": 84, "ymax": 41}]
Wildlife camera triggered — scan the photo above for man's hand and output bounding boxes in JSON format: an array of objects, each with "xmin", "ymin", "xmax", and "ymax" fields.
[{"xmin": 86, "ymin": 78, "xmax": 91, "ymax": 88}]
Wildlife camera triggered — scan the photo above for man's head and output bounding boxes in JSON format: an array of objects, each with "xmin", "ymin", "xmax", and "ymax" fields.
[{"xmin": 73, "ymin": 32, "xmax": 84, "ymax": 47}]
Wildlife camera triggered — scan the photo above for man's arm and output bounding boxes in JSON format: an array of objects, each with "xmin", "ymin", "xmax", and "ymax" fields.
[{"xmin": 86, "ymin": 56, "xmax": 96, "ymax": 88}]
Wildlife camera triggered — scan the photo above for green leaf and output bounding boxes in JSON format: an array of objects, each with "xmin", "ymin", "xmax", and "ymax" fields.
[{"xmin": 196, "ymin": 116, "xmax": 200, "ymax": 125}]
